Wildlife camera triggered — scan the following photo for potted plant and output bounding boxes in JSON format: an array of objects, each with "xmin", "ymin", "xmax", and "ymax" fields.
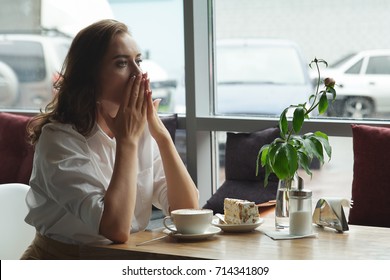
[{"xmin": 256, "ymin": 58, "xmax": 336, "ymax": 229}]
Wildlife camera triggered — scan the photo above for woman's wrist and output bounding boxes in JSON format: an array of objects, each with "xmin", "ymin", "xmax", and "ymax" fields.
[
  {"xmin": 116, "ymin": 139, "xmax": 139, "ymax": 154},
  {"xmin": 154, "ymin": 131, "xmax": 173, "ymax": 147}
]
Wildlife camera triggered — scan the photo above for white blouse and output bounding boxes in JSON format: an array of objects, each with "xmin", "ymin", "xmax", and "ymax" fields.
[{"xmin": 25, "ymin": 122, "xmax": 170, "ymax": 245}]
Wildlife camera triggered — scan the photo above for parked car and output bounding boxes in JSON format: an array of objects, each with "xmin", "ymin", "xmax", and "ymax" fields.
[
  {"xmin": 214, "ymin": 38, "xmax": 314, "ymax": 116},
  {"xmin": 173, "ymin": 38, "xmax": 314, "ymax": 165},
  {"xmin": 0, "ymin": 33, "xmax": 72, "ymax": 110},
  {"xmin": 0, "ymin": 60, "xmax": 18, "ymax": 107},
  {"xmin": 174, "ymin": 38, "xmax": 313, "ymax": 116},
  {"xmin": 319, "ymin": 49, "xmax": 390, "ymax": 118}
]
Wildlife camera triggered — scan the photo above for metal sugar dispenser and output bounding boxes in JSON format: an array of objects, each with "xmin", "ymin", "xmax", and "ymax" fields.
[{"xmin": 289, "ymin": 178, "xmax": 313, "ymax": 236}]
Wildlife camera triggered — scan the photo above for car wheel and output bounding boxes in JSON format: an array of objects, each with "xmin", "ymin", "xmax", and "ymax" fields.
[
  {"xmin": 0, "ymin": 61, "xmax": 19, "ymax": 107},
  {"xmin": 325, "ymin": 99, "xmax": 344, "ymax": 117},
  {"xmin": 342, "ymin": 97, "xmax": 374, "ymax": 118}
]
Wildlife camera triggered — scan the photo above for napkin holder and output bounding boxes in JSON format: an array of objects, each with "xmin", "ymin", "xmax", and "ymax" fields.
[{"xmin": 312, "ymin": 198, "xmax": 351, "ymax": 233}]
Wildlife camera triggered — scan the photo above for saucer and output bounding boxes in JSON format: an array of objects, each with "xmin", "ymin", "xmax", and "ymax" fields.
[
  {"xmin": 212, "ymin": 216, "xmax": 264, "ymax": 233},
  {"xmin": 163, "ymin": 225, "xmax": 221, "ymax": 240}
]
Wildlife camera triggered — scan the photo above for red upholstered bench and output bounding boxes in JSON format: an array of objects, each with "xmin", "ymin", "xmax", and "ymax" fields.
[
  {"xmin": 349, "ymin": 124, "xmax": 390, "ymax": 228},
  {"xmin": 0, "ymin": 113, "xmax": 34, "ymax": 185}
]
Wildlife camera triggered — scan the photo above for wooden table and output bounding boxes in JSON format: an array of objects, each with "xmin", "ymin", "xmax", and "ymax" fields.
[{"xmin": 80, "ymin": 218, "xmax": 390, "ymax": 260}]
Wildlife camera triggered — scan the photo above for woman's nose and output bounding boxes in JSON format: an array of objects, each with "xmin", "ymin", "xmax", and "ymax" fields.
[{"xmin": 131, "ymin": 65, "xmax": 143, "ymax": 77}]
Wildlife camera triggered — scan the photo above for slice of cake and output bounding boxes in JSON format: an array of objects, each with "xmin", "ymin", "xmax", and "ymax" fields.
[{"xmin": 223, "ymin": 198, "xmax": 259, "ymax": 224}]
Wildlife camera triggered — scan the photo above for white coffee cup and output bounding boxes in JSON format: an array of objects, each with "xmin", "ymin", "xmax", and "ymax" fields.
[{"xmin": 163, "ymin": 209, "xmax": 213, "ymax": 234}]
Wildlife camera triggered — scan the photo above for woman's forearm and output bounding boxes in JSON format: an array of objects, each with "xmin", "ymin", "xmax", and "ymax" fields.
[
  {"xmin": 99, "ymin": 142, "xmax": 138, "ymax": 243},
  {"xmin": 156, "ymin": 136, "xmax": 199, "ymax": 211}
]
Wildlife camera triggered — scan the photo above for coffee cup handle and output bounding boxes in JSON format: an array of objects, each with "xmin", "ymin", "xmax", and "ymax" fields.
[{"xmin": 163, "ymin": 216, "xmax": 177, "ymax": 233}]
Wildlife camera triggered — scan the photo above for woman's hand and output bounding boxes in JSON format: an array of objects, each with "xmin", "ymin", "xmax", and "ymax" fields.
[
  {"xmin": 98, "ymin": 74, "xmax": 148, "ymax": 144},
  {"xmin": 145, "ymin": 80, "xmax": 171, "ymax": 143}
]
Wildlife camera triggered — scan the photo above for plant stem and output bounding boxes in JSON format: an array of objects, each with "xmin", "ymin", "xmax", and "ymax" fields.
[{"xmin": 307, "ymin": 60, "xmax": 322, "ymax": 114}]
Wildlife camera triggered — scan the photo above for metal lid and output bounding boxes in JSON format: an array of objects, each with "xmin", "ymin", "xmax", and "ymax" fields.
[{"xmin": 290, "ymin": 189, "xmax": 312, "ymax": 198}]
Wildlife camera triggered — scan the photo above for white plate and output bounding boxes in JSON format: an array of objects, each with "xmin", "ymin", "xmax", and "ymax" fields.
[
  {"xmin": 163, "ymin": 225, "xmax": 221, "ymax": 240},
  {"xmin": 211, "ymin": 216, "xmax": 264, "ymax": 233}
]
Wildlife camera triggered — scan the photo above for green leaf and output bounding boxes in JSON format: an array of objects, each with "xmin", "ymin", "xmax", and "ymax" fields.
[
  {"xmin": 293, "ymin": 107, "xmax": 305, "ymax": 133},
  {"xmin": 318, "ymin": 93, "xmax": 328, "ymax": 114},
  {"xmin": 327, "ymin": 87, "xmax": 337, "ymax": 101},
  {"xmin": 257, "ymin": 145, "xmax": 271, "ymax": 185},
  {"xmin": 263, "ymin": 165, "xmax": 271, "ymax": 187},
  {"xmin": 256, "ymin": 145, "xmax": 269, "ymax": 177},
  {"xmin": 268, "ymin": 142, "xmax": 282, "ymax": 167},
  {"xmin": 313, "ymin": 132, "xmax": 332, "ymax": 159},
  {"xmin": 290, "ymin": 136, "xmax": 303, "ymax": 149},
  {"xmin": 300, "ymin": 137, "xmax": 315, "ymax": 157},
  {"xmin": 279, "ymin": 109, "xmax": 288, "ymax": 138},
  {"xmin": 297, "ymin": 151, "xmax": 312, "ymax": 177},
  {"xmin": 272, "ymin": 143, "xmax": 298, "ymax": 179},
  {"xmin": 313, "ymin": 131, "xmax": 328, "ymax": 141},
  {"xmin": 308, "ymin": 137, "xmax": 324, "ymax": 164}
]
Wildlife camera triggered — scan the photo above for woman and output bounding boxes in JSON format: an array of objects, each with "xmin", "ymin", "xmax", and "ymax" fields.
[{"xmin": 21, "ymin": 19, "xmax": 199, "ymax": 259}]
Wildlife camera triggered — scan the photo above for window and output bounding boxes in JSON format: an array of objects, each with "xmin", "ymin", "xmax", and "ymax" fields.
[
  {"xmin": 366, "ymin": 56, "xmax": 390, "ymax": 74},
  {"xmin": 0, "ymin": 0, "xmax": 183, "ymax": 112},
  {"xmin": 0, "ymin": 41, "xmax": 46, "ymax": 82},
  {"xmin": 183, "ymin": 0, "xmax": 390, "ymax": 205},
  {"xmin": 345, "ymin": 59, "xmax": 363, "ymax": 74},
  {"xmin": 3, "ymin": 0, "xmax": 390, "ymax": 207}
]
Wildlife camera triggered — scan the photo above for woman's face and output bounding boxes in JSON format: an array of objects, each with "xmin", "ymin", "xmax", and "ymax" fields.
[{"xmin": 98, "ymin": 33, "xmax": 143, "ymax": 111}]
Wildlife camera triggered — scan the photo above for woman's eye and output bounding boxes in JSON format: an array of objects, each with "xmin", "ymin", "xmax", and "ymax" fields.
[
  {"xmin": 136, "ymin": 59, "xmax": 143, "ymax": 66},
  {"xmin": 117, "ymin": 60, "xmax": 128, "ymax": 68}
]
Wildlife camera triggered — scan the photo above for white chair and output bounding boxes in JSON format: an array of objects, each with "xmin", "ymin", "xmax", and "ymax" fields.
[{"xmin": 0, "ymin": 183, "xmax": 35, "ymax": 259}]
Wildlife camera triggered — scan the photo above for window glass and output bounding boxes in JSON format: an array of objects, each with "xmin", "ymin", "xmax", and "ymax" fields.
[
  {"xmin": 106, "ymin": 0, "xmax": 184, "ymax": 114},
  {"xmin": 214, "ymin": 0, "xmax": 390, "ymax": 120},
  {"xmin": 345, "ymin": 59, "xmax": 363, "ymax": 74},
  {"xmin": 53, "ymin": 42, "xmax": 71, "ymax": 68},
  {"xmin": 0, "ymin": 0, "xmax": 184, "ymax": 113},
  {"xmin": 366, "ymin": 56, "xmax": 390, "ymax": 74},
  {"xmin": 217, "ymin": 45, "xmax": 306, "ymax": 85},
  {"xmin": 212, "ymin": 0, "xmax": 390, "ymax": 200},
  {"xmin": 0, "ymin": 40, "xmax": 46, "ymax": 82}
]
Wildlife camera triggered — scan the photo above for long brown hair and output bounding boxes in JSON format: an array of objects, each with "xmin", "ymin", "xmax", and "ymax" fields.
[{"xmin": 28, "ymin": 19, "xmax": 129, "ymax": 144}]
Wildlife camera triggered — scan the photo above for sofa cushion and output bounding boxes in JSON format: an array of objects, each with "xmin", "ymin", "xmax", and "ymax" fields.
[
  {"xmin": 0, "ymin": 113, "xmax": 34, "ymax": 184},
  {"xmin": 349, "ymin": 124, "xmax": 390, "ymax": 227},
  {"xmin": 203, "ymin": 127, "xmax": 280, "ymax": 214},
  {"xmin": 225, "ymin": 127, "xmax": 280, "ymax": 181}
]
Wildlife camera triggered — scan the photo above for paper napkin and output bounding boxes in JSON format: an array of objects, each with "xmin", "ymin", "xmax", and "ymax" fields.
[{"xmin": 262, "ymin": 230, "xmax": 318, "ymax": 240}]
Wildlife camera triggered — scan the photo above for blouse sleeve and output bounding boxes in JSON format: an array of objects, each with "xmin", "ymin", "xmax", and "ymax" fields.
[{"xmin": 31, "ymin": 124, "xmax": 106, "ymax": 234}]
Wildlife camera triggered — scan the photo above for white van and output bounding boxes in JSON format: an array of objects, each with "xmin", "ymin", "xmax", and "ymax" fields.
[{"xmin": 0, "ymin": 33, "xmax": 71, "ymax": 109}]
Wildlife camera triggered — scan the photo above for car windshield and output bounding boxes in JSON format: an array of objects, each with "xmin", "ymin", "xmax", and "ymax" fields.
[
  {"xmin": 330, "ymin": 53, "xmax": 357, "ymax": 68},
  {"xmin": 0, "ymin": 40, "xmax": 46, "ymax": 82},
  {"xmin": 216, "ymin": 45, "xmax": 306, "ymax": 85}
]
